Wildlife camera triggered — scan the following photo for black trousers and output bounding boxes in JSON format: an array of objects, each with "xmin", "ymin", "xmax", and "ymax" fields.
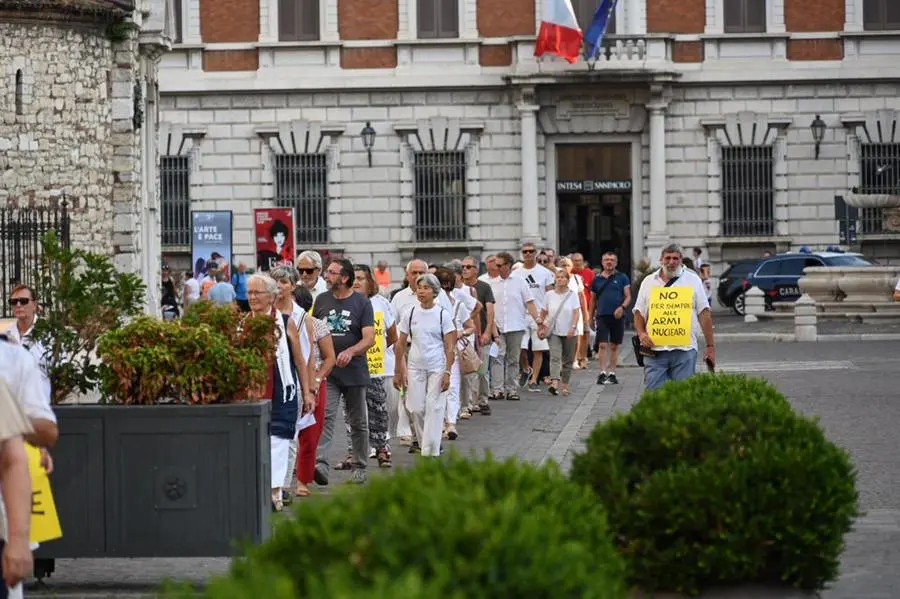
[{"xmin": 0, "ymin": 539, "xmax": 7, "ymax": 599}]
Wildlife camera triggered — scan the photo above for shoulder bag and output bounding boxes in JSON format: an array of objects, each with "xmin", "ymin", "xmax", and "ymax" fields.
[
  {"xmin": 452, "ymin": 302, "xmax": 483, "ymax": 374},
  {"xmin": 538, "ymin": 290, "xmax": 573, "ymax": 340}
]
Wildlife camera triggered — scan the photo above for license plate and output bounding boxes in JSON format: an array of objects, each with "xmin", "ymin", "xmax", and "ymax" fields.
[{"xmin": 778, "ymin": 286, "xmax": 800, "ymax": 297}]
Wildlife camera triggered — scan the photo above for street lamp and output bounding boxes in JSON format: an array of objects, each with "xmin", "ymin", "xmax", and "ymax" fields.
[
  {"xmin": 361, "ymin": 121, "xmax": 376, "ymax": 167},
  {"xmin": 810, "ymin": 115, "xmax": 826, "ymax": 160}
]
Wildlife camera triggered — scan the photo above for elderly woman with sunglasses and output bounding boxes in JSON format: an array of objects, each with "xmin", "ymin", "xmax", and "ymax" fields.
[
  {"xmin": 394, "ymin": 274, "xmax": 456, "ymax": 457},
  {"xmin": 246, "ymin": 273, "xmax": 316, "ymax": 511}
]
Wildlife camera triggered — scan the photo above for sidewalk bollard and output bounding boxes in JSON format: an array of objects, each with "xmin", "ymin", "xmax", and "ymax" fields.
[
  {"xmin": 744, "ymin": 287, "xmax": 765, "ymax": 323},
  {"xmin": 794, "ymin": 293, "xmax": 817, "ymax": 342}
]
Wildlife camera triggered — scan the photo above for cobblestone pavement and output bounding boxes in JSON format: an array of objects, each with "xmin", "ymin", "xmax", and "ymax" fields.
[{"xmin": 30, "ymin": 341, "xmax": 900, "ymax": 598}]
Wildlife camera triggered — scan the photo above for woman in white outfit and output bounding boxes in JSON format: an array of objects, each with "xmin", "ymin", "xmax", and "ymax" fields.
[
  {"xmin": 435, "ymin": 267, "xmax": 475, "ymax": 441},
  {"xmin": 394, "ymin": 274, "xmax": 456, "ymax": 457},
  {"xmin": 539, "ymin": 268, "xmax": 582, "ymax": 397}
]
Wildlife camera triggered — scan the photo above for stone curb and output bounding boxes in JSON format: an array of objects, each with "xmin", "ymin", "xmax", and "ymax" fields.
[{"xmin": 717, "ymin": 333, "xmax": 900, "ymax": 342}]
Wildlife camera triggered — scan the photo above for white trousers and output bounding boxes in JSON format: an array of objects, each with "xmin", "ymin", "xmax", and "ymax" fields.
[
  {"xmin": 389, "ymin": 383, "xmax": 413, "ymax": 439},
  {"xmin": 406, "ymin": 369, "xmax": 447, "ymax": 457},
  {"xmin": 271, "ymin": 436, "xmax": 291, "ymax": 490},
  {"xmin": 444, "ymin": 362, "xmax": 462, "ymax": 425}
]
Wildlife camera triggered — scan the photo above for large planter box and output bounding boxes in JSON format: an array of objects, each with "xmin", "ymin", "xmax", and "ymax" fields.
[{"xmin": 35, "ymin": 401, "xmax": 271, "ymax": 559}]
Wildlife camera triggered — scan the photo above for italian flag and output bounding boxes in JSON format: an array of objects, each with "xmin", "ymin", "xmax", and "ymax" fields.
[{"xmin": 534, "ymin": 0, "xmax": 584, "ymax": 64}]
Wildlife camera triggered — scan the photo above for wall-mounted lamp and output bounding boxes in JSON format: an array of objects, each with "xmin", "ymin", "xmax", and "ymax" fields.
[
  {"xmin": 810, "ymin": 115, "xmax": 826, "ymax": 160},
  {"xmin": 361, "ymin": 121, "xmax": 376, "ymax": 167}
]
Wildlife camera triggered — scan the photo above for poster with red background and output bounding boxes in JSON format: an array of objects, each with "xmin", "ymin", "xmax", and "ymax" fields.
[{"xmin": 254, "ymin": 208, "xmax": 296, "ymax": 272}]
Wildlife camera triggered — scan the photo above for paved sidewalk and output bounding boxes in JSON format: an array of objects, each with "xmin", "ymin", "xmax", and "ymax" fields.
[
  {"xmin": 713, "ymin": 312, "xmax": 900, "ymax": 338},
  {"xmin": 29, "ymin": 342, "xmax": 900, "ymax": 597}
]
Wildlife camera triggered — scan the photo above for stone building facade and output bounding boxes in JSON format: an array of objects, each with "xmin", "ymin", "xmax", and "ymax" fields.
[
  {"xmin": 157, "ymin": 0, "xmax": 900, "ymax": 277},
  {"xmin": 0, "ymin": 0, "xmax": 172, "ymax": 313}
]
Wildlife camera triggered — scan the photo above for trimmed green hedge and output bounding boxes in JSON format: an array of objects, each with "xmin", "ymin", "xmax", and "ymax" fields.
[
  {"xmin": 571, "ymin": 373, "xmax": 859, "ymax": 596},
  {"xmin": 185, "ymin": 455, "xmax": 627, "ymax": 599}
]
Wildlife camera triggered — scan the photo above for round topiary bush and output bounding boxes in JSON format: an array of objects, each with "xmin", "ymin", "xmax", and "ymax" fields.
[
  {"xmin": 570, "ymin": 373, "xmax": 859, "ymax": 597},
  {"xmin": 224, "ymin": 454, "xmax": 627, "ymax": 599}
]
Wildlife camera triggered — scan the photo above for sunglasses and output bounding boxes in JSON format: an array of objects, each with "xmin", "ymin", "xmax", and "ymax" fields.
[
  {"xmin": 522, "ymin": 249, "xmax": 535, "ymax": 254},
  {"xmin": 462, "ymin": 264, "xmax": 477, "ymax": 269},
  {"xmin": 8, "ymin": 298, "xmax": 32, "ymax": 307},
  {"xmin": 297, "ymin": 268, "xmax": 317, "ymax": 275}
]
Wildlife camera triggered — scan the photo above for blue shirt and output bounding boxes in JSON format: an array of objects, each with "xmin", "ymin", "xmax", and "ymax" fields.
[
  {"xmin": 591, "ymin": 271, "xmax": 630, "ymax": 316},
  {"xmin": 231, "ymin": 273, "xmax": 248, "ymax": 301},
  {"xmin": 208, "ymin": 282, "xmax": 236, "ymax": 305}
]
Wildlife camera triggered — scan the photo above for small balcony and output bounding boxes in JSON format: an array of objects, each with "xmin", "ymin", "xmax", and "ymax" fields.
[{"xmin": 509, "ymin": 35, "xmax": 673, "ymax": 75}]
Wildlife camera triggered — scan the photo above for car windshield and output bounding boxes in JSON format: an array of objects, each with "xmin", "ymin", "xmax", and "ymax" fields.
[{"xmin": 823, "ymin": 255, "xmax": 874, "ymax": 266}]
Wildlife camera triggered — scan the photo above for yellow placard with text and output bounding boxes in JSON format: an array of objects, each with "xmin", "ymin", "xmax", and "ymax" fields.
[
  {"xmin": 25, "ymin": 444, "xmax": 63, "ymax": 544},
  {"xmin": 648, "ymin": 287, "xmax": 694, "ymax": 347},
  {"xmin": 367, "ymin": 311, "xmax": 386, "ymax": 376}
]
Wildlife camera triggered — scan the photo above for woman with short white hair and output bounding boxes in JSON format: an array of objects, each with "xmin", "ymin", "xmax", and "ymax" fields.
[
  {"xmin": 394, "ymin": 274, "xmax": 455, "ymax": 457},
  {"xmin": 247, "ymin": 273, "xmax": 315, "ymax": 511}
]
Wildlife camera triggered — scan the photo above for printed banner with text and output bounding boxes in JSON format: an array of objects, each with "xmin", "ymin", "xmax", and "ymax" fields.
[
  {"xmin": 26, "ymin": 444, "xmax": 62, "ymax": 544},
  {"xmin": 254, "ymin": 208, "xmax": 296, "ymax": 272},
  {"xmin": 191, "ymin": 211, "xmax": 233, "ymax": 281},
  {"xmin": 367, "ymin": 311, "xmax": 386, "ymax": 376}
]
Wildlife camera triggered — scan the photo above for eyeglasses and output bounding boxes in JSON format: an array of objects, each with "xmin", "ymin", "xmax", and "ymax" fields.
[
  {"xmin": 462, "ymin": 264, "xmax": 477, "ymax": 269},
  {"xmin": 325, "ymin": 270, "xmax": 343, "ymax": 276},
  {"xmin": 537, "ymin": 259, "xmax": 549, "ymax": 265},
  {"xmin": 297, "ymin": 268, "xmax": 317, "ymax": 275},
  {"xmin": 8, "ymin": 298, "xmax": 32, "ymax": 306},
  {"xmin": 247, "ymin": 290, "xmax": 271, "ymax": 297}
]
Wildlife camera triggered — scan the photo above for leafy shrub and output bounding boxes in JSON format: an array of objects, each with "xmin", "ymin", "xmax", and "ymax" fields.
[
  {"xmin": 29, "ymin": 231, "xmax": 146, "ymax": 403},
  {"xmin": 97, "ymin": 303, "xmax": 275, "ymax": 404},
  {"xmin": 570, "ymin": 373, "xmax": 859, "ymax": 596},
  {"xmin": 219, "ymin": 455, "xmax": 626, "ymax": 599}
]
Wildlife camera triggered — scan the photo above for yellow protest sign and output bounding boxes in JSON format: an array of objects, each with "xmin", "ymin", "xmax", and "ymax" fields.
[
  {"xmin": 648, "ymin": 286, "xmax": 694, "ymax": 347},
  {"xmin": 367, "ymin": 311, "xmax": 386, "ymax": 376},
  {"xmin": 25, "ymin": 444, "xmax": 63, "ymax": 544}
]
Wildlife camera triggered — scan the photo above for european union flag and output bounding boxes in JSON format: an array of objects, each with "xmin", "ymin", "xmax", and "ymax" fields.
[{"xmin": 584, "ymin": 0, "xmax": 618, "ymax": 60}]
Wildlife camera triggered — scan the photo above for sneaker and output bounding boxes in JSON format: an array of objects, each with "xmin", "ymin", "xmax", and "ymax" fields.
[
  {"xmin": 471, "ymin": 405, "xmax": 481, "ymax": 413},
  {"xmin": 480, "ymin": 403, "xmax": 492, "ymax": 415},
  {"xmin": 606, "ymin": 372, "xmax": 619, "ymax": 385},
  {"xmin": 446, "ymin": 424, "xmax": 458, "ymax": 440},
  {"xmin": 368, "ymin": 447, "xmax": 377, "ymax": 459},
  {"xmin": 527, "ymin": 382, "xmax": 540, "ymax": 392},
  {"xmin": 459, "ymin": 408, "xmax": 472, "ymax": 420},
  {"xmin": 518, "ymin": 368, "xmax": 532, "ymax": 387},
  {"xmin": 596, "ymin": 372, "xmax": 608, "ymax": 385},
  {"xmin": 350, "ymin": 468, "xmax": 367, "ymax": 484},
  {"xmin": 408, "ymin": 441, "xmax": 421, "ymax": 454},
  {"xmin": 313, "ymin": 465, "xmax": 329, "ymax": 486}
]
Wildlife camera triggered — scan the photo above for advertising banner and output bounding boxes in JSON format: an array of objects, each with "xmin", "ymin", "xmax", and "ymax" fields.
[
  {"xmin": 254, "ymin": 208, "xmax": 296, "ymax": 271},
  {"xmin": 191, "ymin": 211, "xmax": 233, "ymax": 281}
]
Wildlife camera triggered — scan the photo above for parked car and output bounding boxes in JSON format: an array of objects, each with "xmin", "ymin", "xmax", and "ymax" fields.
[
  {"xmin": 741, "ymin": 252, "xmax": 874, "ymax": 314},
  {"xmin": 717, "ymin": 259, "xmax": 762, "ymax": 315}
]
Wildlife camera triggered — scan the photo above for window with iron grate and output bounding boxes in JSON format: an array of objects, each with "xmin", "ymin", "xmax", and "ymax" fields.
[
  {"xmin": 720, "ymin": 146, "xmax": 775, "ymax": 237},
  {"xmin": 160, "ymin": 155, "xmax": 192, "ymax": 248},
  {"xmin": 858, "ymin": 142, "xmax": 900, "ymax": 234},
  {"xmin": 274, "ymin": 153, "xmax": 329, "ymax": 245},
  {"xmin": 413, "ymin": 150, "xmax": 468, "ymax": 242}
]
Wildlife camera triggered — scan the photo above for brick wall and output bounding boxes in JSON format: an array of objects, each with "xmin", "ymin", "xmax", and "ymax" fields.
[
  {"xmin": 477, "ymin": 0, "xmax": 535, "ymax": 37},
  {"xmin": 339, "ymin": 0, "xmax": 398, "ymax": 40},
  {"xmin": 199, "ymin": 0, "xmax": 258, "ymax": 42},
  {"xmin": 646, "ymin": 0, "xmax": 705, "ymax": 33},
  {"xmin": 785, "ymin": 0, "xmax": 844, "ymax": 32}
]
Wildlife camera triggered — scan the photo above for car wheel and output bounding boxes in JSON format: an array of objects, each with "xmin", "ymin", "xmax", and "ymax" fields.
[{"xmin": 732, "ymin": 293, "xmax": 746, "ymax": 316}]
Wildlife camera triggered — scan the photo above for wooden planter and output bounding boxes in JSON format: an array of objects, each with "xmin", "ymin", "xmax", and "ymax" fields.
[{"xmin": 35, "ymin": 401, "xmax": 271, "ymax": 559}]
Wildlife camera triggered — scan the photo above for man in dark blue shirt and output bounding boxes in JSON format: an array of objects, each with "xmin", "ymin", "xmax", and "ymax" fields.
[{"xmin": 588, "ymin": 251, "xmax": 631, "ymax": 385}]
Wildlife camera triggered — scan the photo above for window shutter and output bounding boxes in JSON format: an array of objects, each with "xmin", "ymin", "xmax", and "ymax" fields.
[
  {"xmin": 438, "ymin": 0, "xmax": 459, "ymax": 38},
  {"xmin": 418, "ymin": 0, "xmax": 437, "ymax": 38},
  {"xmin": 300, "ymin": 0, "xmax": 320, "ymax": 40},
  {"xmin": 885, "ymin": 0, "xmax": 900, "ymax": 28},
  {"xmin": 744, "ymin": 0, "xmax": 767, "ymax": 32},
  {"xmin": 862, "ymin": 0, "xmax": 881, "ymax": 30},
  {"xmin": 279, "ymin": 0, "xmax": 298, "ymax": 40},
  {"xmin": 172, "ymin": 0, "xmax": 183, "ymax": 42},
  {"xmin": 723, "ymin": 0, "xmax": 744, "ymax": 32}
]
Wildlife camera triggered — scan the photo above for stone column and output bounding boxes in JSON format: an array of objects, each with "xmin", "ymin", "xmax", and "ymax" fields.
[
  {"xmin": 645, "ymin": 100, "xmax": 669, "ymax": 260},
  {"xmin": 518, "ymin": 95, "xmax": 541, "ymax": 244}
]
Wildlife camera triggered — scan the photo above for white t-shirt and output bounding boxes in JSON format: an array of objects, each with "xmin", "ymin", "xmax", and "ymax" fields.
[
  {"xmin": 545, "ymin": 289, "xmax": 581, "ymax": 337},
  {"xmin": 489, "ymin": 275, "xmax": 534, "ymax": 333},
  {"xmin": 391, "ymin": 286, "xmax": 453, "ymax": 319},
  {"xmin": 633, "ymin": 267, "xmax": 711, "ymax": 352},
  {"xmin": 511, "ymin": 264, "xmax": 555, "ymax": 311},
  {"xmin": 2, "ymin": 318, "xmax": 51, "ymax": 404},
  {"xmin": 184, "ymin": 278, "xmax": 200, "ymax": 301},
  {"xmin": 370, "ymin": 294, "xmax": 396, "ymax": 378},
  {"xmin": 449, "ymin": 296, "xmax": 473, "ymax": 330},
  {"xmin": 451, "ymin": 286, "xmax": 477, "ymax": 316},
  {"xmin": 398, "ymin": 305, "xmax": 455, "ymax": 372},
  {"xmin": 567, "ymin": 275, "xmax": 585, "ymax": 335}
]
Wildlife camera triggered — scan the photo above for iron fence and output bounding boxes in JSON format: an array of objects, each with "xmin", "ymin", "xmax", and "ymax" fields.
[
  {"xmin": 720, "ymin": 145, "xmax": 775, "ymax": 237},
  {"xmin": 1, "ymin": 200, "xmax": 70, "ymax": 318},
  {"xmin": 858, "ymin": 142, "xmax": 900, "ymax": 234},
  {"xmin": 274, "ymin": 153, "xmax": 329, "ymax": 245},
  {"xmin": 413, "ymin": 150, "xmax": 468, "ymax": 242},
  {"xmin": 160, "ymin": 155, "xmax": 191, "ymax": 248}
]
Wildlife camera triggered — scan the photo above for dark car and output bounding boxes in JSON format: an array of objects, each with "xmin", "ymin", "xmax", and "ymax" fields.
[
  {"xmin": 717, "ymin": 259, "xmax": 761, "ymax": 315},
  {"xmin": 744, "ymin": 252, "xmax": 873, "ymax": 312}
]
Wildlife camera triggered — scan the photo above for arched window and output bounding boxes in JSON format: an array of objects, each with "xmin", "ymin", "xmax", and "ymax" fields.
[{"xmin": 14, "ymin": 69, "xmax": 23, "ymax": 115}]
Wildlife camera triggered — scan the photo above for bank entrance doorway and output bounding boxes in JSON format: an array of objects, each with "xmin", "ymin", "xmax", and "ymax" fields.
[{"xmin": 556, "ymin": 143, "xmax": 633, "ymax": 277}]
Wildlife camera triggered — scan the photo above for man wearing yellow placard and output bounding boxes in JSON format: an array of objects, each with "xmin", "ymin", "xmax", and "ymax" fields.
[{"xmin": 633, "ymin": 244, "xmax": 717, "ymax": 391}]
